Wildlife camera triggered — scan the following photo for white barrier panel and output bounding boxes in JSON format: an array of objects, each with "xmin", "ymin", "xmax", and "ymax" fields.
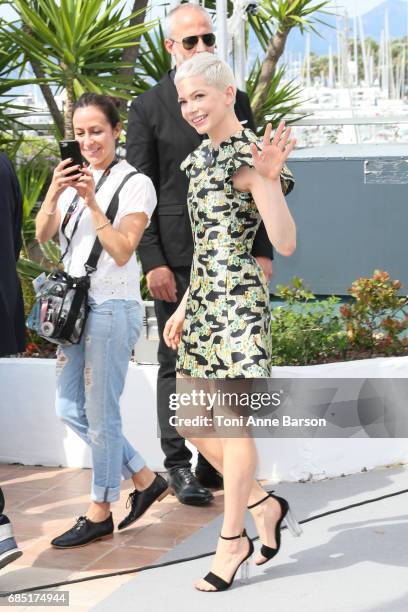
[{"xmin": 1, "ymin": 357, "xmax": 408, "ymax": 481}]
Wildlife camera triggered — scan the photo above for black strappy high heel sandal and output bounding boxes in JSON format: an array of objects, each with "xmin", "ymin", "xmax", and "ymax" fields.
[
  {"xmin": 197, "ymin": 529, "xmax": 254, "ymax": 592},
  {"xmin": 248, "ymin": 491, "xmax": 302, "ymax": 566}
]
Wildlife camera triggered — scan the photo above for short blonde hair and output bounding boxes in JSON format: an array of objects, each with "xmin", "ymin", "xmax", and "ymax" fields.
[{"xmin": 175, "ymin": 52, "xmax": 237, "ymax": 93}]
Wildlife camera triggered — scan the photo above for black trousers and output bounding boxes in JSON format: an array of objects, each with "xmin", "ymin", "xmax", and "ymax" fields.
[{"xmin": 154, "ymin": 266, "xmax": 211, "ymax": 472}]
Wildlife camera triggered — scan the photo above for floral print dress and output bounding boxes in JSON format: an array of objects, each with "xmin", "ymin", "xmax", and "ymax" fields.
[{"xmin": 176, "ymin": 128, "xmax": 294, "ymax": 379}]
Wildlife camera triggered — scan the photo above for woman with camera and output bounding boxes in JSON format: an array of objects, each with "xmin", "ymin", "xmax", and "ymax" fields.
[{"xmin": 36, "ymin": 93, "xmax": 169, "ymax": 548}]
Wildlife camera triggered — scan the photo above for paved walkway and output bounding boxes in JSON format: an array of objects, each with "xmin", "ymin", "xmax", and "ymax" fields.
[
  {"xmin": 92, "ymin": 464, "xmax": 408, "ymax": 612},
  {"xmin": 0, "ymin": 464, "xmax": 224, "ymax": 610},
  {"xmin": 1, "ymin": 464, "xmax": 407, "ymax": 611}
]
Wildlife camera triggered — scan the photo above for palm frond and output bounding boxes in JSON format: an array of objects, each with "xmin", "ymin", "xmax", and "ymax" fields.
[{"xmin": 247, "ymin": 62, "xmax": 309, "ymax": 129}]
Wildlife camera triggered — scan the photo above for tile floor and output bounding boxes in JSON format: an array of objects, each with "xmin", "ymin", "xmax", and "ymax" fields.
[{"xmin": 0, "ymin": 464, "xmax": 224, "ymax": 610}]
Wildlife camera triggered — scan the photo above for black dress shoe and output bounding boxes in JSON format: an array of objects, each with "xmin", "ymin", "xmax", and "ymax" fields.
[
  {"xmin": 169, "ymin": 467, "xmax": 214, "ymax": 506},
  {"xmin": 118, "ymin": 473, "xmax": 169, "ymax": 531},
  {"xmin": 51, "ymin": 514, "xmax": 114, "ymax": 548},
  {"xmin": 195, "ymin": 465, "xmax": 224, "ymax": 490}
]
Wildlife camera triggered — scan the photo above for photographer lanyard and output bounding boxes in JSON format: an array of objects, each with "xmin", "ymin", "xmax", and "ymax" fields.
[{"xmin": 59, "ymin": 157, "xmax": 119, "ymax": 263}]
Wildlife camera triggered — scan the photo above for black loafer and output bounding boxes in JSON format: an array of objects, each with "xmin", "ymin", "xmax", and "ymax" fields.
[
  {"xmin": 51, "ymin": 514, "xmax": 114, "ymax": 548},
  {"xmin": 169, "ymin": 467, "xmax": 214, "ymax": 506},
  {"xmin": 195, "ymin": 466, "xmax": 224, "ymax": 490},
  {"xmin": 118, "ymin": 473, "xmax": 169, "ymax": 531}
]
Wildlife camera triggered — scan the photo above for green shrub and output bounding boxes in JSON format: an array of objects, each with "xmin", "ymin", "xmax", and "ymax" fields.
[
  {"xmin": 271, "ymin": 277, "xmax": 348, "ymax": 366},
  {"xmin": 340, "ymin": 270, "xmax": 408, "ymax": 356},
  {"xmin": 271, "ymin": 271, "xmax": 408, "ymax": 366}
]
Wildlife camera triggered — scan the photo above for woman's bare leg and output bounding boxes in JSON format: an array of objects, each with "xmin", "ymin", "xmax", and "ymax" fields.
[
  {"xmin": 86, "ymin": 501, "xmax": 110, "ymax": 522},
  {"xmin": 131, "ymin": 465, "xmax": 156, "ymax": 490},
  {"xmin": 190, "ymin": 436, "xmax": 284, "ymax": 565},
  {"xmin": 176, "ymin": 375, "xmax": 281, "ymax": 570},
  {"xmin": 194, "ymin": 436, "xmax": 256, "ymax": 591},
  {"xmin": 189, "ymin": 436, "xmax": 266, "ymax": 500}
]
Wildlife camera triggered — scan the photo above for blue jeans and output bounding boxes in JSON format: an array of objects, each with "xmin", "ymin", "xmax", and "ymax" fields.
[{"xmin": 56, "ymin": 299, "xmax": 145, "ymax": 503}]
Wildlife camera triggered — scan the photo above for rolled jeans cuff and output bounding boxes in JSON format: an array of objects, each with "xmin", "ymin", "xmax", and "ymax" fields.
[
  {"xmin": 91, "ymin": 483, "xmax": 121, "ymax": 503},
  {"xmin": 122, "ymin": 454, "xmax": 146, "ymax": 480}
]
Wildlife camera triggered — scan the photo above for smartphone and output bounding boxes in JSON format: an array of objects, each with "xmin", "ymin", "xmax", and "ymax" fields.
[{"xmin": 59, "ymin": 140, "xmax": 84, "ymax": 177}]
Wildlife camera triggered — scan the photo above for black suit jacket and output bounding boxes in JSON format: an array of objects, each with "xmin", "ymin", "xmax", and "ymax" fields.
[
  {"xmin": 0, "ymin": 153, "xmax": 25, "ymax": 356},
  {"xmin": 127, "ymin": 69, "xmax": 273, "ymax": 274}
]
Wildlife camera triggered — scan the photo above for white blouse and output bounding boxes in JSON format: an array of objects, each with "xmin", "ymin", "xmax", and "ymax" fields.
[{"xmin": 57, "ymin": 159, "xmax": 156, "ymax": 305}]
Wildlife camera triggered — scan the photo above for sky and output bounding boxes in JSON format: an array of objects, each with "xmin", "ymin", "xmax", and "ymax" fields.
[{"xmin": 330, "ymin": 0, "xmax": 387, "ymax": 16}]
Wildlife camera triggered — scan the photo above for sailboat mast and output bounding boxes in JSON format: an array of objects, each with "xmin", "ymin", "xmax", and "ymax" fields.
[
  {"xmin": 358, "ymin": 15, "xmax": 369, "ymax": 86},
  {"xmin": 353, "ymin": 14, "xmax": 358, "ymax": 86}
]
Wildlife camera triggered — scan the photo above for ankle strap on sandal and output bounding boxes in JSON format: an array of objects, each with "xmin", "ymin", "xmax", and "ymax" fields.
[
  {"xmin": 247, "ymin": 491, "xmax": 275, "ymax": 510},
  {"xmin": 220, "ymin": 529, "xmax": 247, "ymax": 540}
]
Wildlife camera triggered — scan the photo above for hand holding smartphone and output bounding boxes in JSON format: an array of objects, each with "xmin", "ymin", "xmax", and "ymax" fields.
[{"xmin": 59, "ymin": 140, "xmax": 84, "ymax": 178}]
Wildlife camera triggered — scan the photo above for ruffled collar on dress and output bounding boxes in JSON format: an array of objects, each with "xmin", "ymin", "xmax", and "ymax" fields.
[{"xmin": 200, "ymin": 127, "xmax": 254, "ymax": 167}]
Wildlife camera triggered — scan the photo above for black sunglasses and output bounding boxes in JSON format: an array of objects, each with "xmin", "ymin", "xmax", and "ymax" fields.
[{"xmin": 171, "ymin": 33, "xmax": 216, "ymax": 51}]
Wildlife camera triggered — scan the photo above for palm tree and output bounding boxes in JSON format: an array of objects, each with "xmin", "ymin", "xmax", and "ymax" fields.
[
  {"xmin": 0, "ymin": 29, "xmax": 35, "ymax": 145},
  {"xmin": 0, "ymin": 0, "xmax": 157, "ymax": 139},
  {"xmin": 133, "ymin": 25, "xmax": 171, "ymax": 94},
  {"xmin": 249, "ymin": 0, "xmax": 332, "ymax": 122}
]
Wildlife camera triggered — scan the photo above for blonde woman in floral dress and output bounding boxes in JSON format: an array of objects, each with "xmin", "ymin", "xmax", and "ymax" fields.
[{"xmin": 164, "ymin": 53, "xmax": 301, "ymax": 592}]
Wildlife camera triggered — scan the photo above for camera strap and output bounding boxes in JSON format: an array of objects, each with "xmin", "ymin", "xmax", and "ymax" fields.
[{"xmin": 59, "ymin": 157, "xmax": 119, "ymax": 263}]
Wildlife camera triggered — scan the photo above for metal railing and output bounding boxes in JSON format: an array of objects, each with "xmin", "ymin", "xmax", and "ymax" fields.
[
  {"xmin": 10, "ymin": 111, "xmax": 408, "ymax": 144},
  {"xmin": 291, "ymin": 116, "xmax": 408, "ymax": 126}
]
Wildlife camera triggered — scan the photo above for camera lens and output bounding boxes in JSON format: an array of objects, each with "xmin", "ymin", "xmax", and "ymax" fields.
[
  {"xmin": 41, "ymin": 322, "xmax": 55, "ymax": 337},
  {"xmin": 51, "ymin": 284, "xmax": 64, "ymax": 296}
]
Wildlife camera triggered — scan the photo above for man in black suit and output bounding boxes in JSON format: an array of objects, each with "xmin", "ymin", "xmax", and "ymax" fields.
[
  {"xmin": 126, "ymin": 3, "xmax": 274, "ymax": 506},
  {"xmin": 0, "ymin": 152, "xmax": 24, "ymax": 568},
  {"xmin": 0, "ymin": 152, "xmax": 26, "ymax": 359}
]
